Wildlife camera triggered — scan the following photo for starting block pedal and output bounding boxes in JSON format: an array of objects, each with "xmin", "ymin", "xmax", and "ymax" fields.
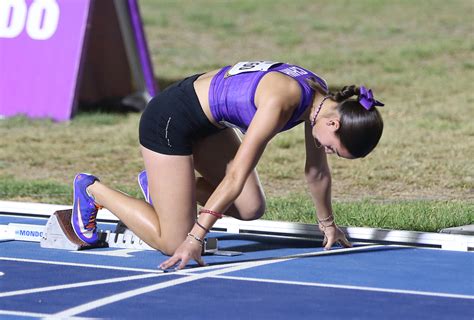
[
  {"xmin": 40, "ymin": 209, "xmax": 108, "ymax": 250},
  {"xmin": 203, "ymin": 237, "xmax": 242, "ymax": 256},
  {"xmin": 203, "ymin": 237, "xmax": 218, "ymax": 255}
]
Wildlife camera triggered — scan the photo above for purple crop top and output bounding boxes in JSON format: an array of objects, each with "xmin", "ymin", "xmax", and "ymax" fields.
[{"xmin": 208, "ymin": 61, "xmax": 328, "ymax": 134}]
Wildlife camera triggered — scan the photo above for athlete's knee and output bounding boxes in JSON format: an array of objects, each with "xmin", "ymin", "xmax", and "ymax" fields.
[
  {"xmin": 143, "ymin": 232, "xmax": 163, "ymax": 252},
  {"xmin": 146, "ymin": 238, "xmax": 162, "ymax": 252},
  {"xmin": 147, "ymin": 238, "xmax": 178, "ymax": 256},
  {"xmin": 238, "ymin": 197, "xmax": 266, "ymax": 221},
  {"xmin": 160, "ymin": 234, "xmax": 187, "ymax": 256},
  {"xmin": 139, "ymin": 225, "xmax": 180, "ymax": 255}
]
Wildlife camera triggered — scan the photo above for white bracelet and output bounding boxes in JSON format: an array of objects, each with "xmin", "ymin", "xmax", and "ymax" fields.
[{"xmin": 187, "ymin": 233, "xmax": 203, "ymax": 247}]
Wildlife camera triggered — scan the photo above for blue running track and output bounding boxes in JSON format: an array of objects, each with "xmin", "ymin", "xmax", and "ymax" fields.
[{"xmin": 0, "ymin": 215, "xmax": 472, "ymax": 319}]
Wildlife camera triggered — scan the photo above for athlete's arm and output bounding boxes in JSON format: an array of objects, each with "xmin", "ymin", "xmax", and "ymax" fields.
[
  {"xmin": 195, "ymin": 73, "xmax": 302, "ymax": 233},
  {"xmin": 160, "ymin": 75, "xmax": 300, "ymax": 270},
  {"xmin": 304, "ymin": 120, "xmax": 333, "ymax": 222},
  {"xmin": 202, "ymin": 97, "xmax": 292, "ymax": 214},
  {"xmin": 304, "ymin": 120, "xmax": 351, "ymax": 250}
]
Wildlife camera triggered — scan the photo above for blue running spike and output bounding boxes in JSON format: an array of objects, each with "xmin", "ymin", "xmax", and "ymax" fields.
[
  {"xmin": 71, "ymin": 173, "xmax": 101, "ymax": 244},
  {"xmin": 138, "ymin": 170, "xmax": 152, "ymax": 205}
]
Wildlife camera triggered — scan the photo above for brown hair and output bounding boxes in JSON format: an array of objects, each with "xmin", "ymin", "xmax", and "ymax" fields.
[{"xmin": 331, "ymin": 85, "xmax": 384, "ymax": 158}]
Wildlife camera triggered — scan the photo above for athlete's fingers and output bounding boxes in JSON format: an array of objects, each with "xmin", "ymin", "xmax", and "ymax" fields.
[
  {"xmin": 176, "ymin": 257, "xmax": 189, "ymax": 270},
  {"xmin": 159, "ymin": 256, "xmax": 180, "ymax": 270},
  {"xmin": 195, "ymin": 256, "xmax": 207, "ymax": 267},
  {"xmin": 339, "ymin": 236, "xmax": 352, "ymax": 248},
  {"xmin": 324, "ymin": 236, "xmax": 336, "ymax": 250},
  {"xmin": 322, "ymin": 235, "xmax": 328, "ymax": 247}
]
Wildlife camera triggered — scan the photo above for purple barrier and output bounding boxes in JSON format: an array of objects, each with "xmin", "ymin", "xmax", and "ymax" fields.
[
  {"xmin": 0, "ymin": 0, "xmax": 156, "ymax": 121},
  {"xmin": 0, "ymin": 0, "xmax": 92, "ymax": 121},
  {"xmin": 128, "ymin": 0, "xmax": 157, "ymax": 98}
]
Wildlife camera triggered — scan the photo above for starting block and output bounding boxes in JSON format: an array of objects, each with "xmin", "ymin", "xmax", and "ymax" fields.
[
  {"xmin": 3, "ymin": 209, "xmax": 240, "ymax": 256},
  {"xmin": 40, "ymin": 209, "xmax": 108, "ymax": 250}
]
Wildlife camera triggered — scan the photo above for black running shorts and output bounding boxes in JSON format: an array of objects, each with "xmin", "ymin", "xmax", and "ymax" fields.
[{"xmin": 139, "ymin": 74, "xmax": 223, "ymax": 155}]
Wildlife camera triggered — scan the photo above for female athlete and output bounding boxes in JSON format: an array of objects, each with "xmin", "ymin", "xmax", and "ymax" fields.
[{"xmin": 70, "ymin": 61, "xmax": 384, "ymax": 270}]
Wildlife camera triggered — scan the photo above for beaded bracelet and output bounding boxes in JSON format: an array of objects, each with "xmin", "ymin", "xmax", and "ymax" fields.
[
  {"xmin": 318, "ymin": 215, "xmax": 336, "ymax": 231},
  {"xmin": 318, "ymin": 214, "xmax": 334, "ymax": 223},
  {"xmin": 195, "ymin": 220, "xmax": 210, "ymax": 233},
  {"xmin": 199, "ymin": 208, "xmax": 223, "ymax": 219},
  {"xmin": 318, "ymin": 220, "xmax": 336, "ymax": 231},
  {"xmin": 187, "ymin": 232, "xmax": 203, "ymax": 247}
]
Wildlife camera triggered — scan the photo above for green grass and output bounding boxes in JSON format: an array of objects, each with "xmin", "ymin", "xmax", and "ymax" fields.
[
  {"xmin": 1, "ymin": 0, "xmax": 473, "ymax": 232},
  {"xmin": 0, "ymin": 176, "xmax": 70, "ymax": 204},
  {"xmin": 0, "ymin": 176, "xmax": 144, "ymax": 204},
  {"xmin": 265, "ymin": 195, "xmax": 473, "ymax": 232}
]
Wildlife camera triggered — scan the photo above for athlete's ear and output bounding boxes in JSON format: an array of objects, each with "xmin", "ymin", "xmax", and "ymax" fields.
[{"xmin": 326, "ymin": 119, "xmax": 340, "ymax": 131}]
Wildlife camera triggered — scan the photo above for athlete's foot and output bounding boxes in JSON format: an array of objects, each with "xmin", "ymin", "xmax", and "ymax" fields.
[{"xmin": 71, "ymin": 173, "xmax": 102, "ymax": 244}]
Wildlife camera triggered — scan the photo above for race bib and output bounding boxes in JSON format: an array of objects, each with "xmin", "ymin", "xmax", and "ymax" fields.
[{"xmin": 226, "ymin": 61, "xmax": 281, "ymax": 77}]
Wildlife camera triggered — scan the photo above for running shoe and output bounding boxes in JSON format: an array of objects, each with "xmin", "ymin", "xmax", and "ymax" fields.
[
  {"xmin": 138, "ymin": 170, "xmax": 153, "ymax": 205},
  {"xmin": 71, "ymin": 173, "xmax": 101, "ymax": 244}
]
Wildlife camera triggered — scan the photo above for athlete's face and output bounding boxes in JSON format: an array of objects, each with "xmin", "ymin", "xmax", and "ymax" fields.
[{"xmin": 312, "ymin": 118, "xmax": 354, "ymax": 159}]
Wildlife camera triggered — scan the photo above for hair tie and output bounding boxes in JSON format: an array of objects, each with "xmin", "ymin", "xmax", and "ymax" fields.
[{"xmin": 358, "ymin": 86, "xmax": 384, "ymax": 110}]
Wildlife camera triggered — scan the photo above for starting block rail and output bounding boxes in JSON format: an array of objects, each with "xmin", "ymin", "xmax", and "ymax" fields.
[
  {"xmin": 1, "ymin": 200, "xmax": 473, "ymax": 252},
  {"xmin": 0, "ymin": 209, "xmax": 225, "ymax": 255},
  {"xmin": 213, "ymin": 218, "xmax": 474, "ymax": 252}
]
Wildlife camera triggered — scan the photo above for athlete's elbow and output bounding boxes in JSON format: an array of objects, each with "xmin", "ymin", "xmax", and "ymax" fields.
[
  {"xmin": 223, "ymin": 170, "xmax": 246, "ymax": 197},
  {"xmin": 305, "ymin": 168, "xmax": 331, "ymax": 184}
]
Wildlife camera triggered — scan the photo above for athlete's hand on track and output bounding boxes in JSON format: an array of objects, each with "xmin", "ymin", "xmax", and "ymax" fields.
[
  {"xmin": 159, "ymin": 238, "xmax": 206, "ymax": 270},
  {"xmin": 320, "ymin": 224, "xmax": 352, "ymax": 250}
]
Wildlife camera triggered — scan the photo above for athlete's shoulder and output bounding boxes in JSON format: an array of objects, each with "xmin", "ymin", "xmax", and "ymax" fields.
[{"xmin": 256, "ymin": 72, "xmax": 302, "ymax": 110}]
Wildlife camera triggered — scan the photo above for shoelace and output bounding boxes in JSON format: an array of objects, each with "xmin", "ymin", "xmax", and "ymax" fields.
[{"xmin": 85, "ymin": 204, "xmax": 103, "ymax": 230}]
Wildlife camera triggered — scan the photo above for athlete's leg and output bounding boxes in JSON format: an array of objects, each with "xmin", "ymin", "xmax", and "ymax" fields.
[
  {"xmin": 140, "ymin": 146, "xmax": 196, "ymax": 253},
  {"xmin": 193, "ymin": 128, "xmax": 266, "ymax": 221},
  {"xmin": 88, "ymin": 146, "xmax": 196, "ymax": 255}
]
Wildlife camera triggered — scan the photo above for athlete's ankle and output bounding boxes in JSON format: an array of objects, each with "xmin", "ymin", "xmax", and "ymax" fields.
[{"xmin": 86, "ymin": 181, "xmax": 101, "ymax": 206}]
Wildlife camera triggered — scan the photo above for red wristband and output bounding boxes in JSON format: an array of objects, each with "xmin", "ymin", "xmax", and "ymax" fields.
[{"xmin": 199, "ymin": 208, "xmax": 223, "ymax": 219}]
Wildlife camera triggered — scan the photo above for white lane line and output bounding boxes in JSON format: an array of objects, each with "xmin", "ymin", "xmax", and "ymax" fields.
[
  {"xmin": 0, "ymin": 309, "xmax": 97, "ymax": 319},
  {"xmin": 0, "ymin": 273, "xmax": 166, "ymax": 298},
  {"xmin": 53, "ymin": 254, "xmax": 298, "ymax": 317},
  {"xmin": 0, "ymin": 245, "xmax": 380, "ymax": 276},
  {"xmin": 181, "ymin": 244, "xmax": 385, "ymax": 274},
  {"xmin": 0, "ymin": 257, "xmax": 163, "ymax": 273},
  {"xmin": 53, "ymin": 246, "xmax": 378, "ymax": 317},
  {"xmin": 72, "ymin": 248, "xmax": 143, "ymax": 258},
  {"xmin": 210, "ymin": 275, "xmax": 474, "ymax": 300}
]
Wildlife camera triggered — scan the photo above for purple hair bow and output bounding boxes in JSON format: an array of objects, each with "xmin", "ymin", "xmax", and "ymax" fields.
[{"xmin": 358, "ymin": 86, "xmax": 384, "ymax": 110}]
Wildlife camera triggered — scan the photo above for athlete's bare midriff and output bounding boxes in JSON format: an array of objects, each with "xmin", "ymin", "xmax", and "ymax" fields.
[{"xmin": 193, "ymin": 69, "xmax": 223, "ymax": 128}]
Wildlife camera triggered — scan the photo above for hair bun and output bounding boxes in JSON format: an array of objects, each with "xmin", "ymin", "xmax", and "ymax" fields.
[{"xmin": 334, "ymin": 85, "xmax": 359, "ymax": 102}]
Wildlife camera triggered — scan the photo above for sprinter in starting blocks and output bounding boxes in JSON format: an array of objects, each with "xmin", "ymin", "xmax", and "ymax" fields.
[{"xmin": 1, "ymin": 209, "xmax": 240, "ymax": 256}]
